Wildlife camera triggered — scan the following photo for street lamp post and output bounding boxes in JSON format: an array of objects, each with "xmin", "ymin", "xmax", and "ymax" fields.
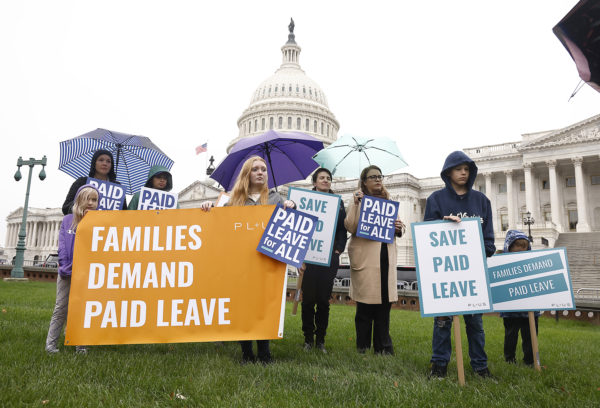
[
  {"xmin": 10, "ymin": 156, "xmax": 47, "ymax": 279},
  {"xmin": 523, "ymin": 210, "xmax": 535, "ymax": 243}
]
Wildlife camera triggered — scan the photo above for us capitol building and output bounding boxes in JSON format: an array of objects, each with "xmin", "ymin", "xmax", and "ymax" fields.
[{"xmin": 5, "ymin": 23, "xmax": 600, "ymax": 290}]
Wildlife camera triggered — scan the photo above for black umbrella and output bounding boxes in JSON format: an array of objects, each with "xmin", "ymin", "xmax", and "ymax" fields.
[{"xmin": 553, "ymin": 0, "xmax": 600, "ymax": 94}]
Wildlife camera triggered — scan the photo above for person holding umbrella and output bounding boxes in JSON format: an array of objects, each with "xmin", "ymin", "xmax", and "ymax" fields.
[
  {"xmin": 61, "ymin": 149, "xmax": 127, "ymax": 215},
  {"xmin": 200, "ymin": 155, "xmax": 296, "ymax": 364},
  {"xmin": 299, "ymin": 168, "xmax": 347, "ymax": 353},
  {"xmin": 344, "ymin": 165, "xmax": 404, "ymax": 355}
]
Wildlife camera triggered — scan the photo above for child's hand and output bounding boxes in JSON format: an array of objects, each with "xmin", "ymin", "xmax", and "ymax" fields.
[
  {"xmin": 200, "ymin": 201, "xmax": 214, "ymax": 212},
  {"xmin": 443, "ymin": 215, "xmax": 461, "ymax": 222}
]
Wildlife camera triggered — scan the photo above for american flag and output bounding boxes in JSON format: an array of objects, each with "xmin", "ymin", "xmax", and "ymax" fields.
[{"xmin": 195, "ymin": 142, "xmax": 208, "ymax": 155}]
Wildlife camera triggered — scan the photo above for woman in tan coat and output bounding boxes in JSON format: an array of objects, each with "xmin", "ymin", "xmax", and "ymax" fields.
[{"xmin": 344, "ymin": 165, "xmax": 404, "ymax": 354}]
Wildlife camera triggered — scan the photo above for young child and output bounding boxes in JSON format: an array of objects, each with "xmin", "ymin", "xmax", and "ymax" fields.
[
  {"xmin": 425, "ymin": 151, "xmax": 496, "ymax": 379},
  {"xmin": 501, "ymin": 229, "xmax": 539, "ymax": 366},
  {"xmin": 46, "ymin": 184, "xmax": 100, "ymax": 354},
  {"xmin": 128, "ymin": 165, "xmax": 175, "ymax": 210}
]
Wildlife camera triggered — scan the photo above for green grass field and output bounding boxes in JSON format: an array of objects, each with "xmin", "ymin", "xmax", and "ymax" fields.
[{"xmin": 1, "ymin": 280, "xmax": 599, "ymax": 407}]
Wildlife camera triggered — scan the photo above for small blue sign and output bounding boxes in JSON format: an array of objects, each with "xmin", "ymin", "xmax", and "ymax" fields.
[
  {"xmin": 87, "ymin": 178, "xmax": 125, "ymax": 211},
  {"xmin": 356, "ymin": 195, "xmax": 399, "ymax": 244},
  {"xmin": 257, "ymin": 204, "xmax": 318, "ymax": 268}
]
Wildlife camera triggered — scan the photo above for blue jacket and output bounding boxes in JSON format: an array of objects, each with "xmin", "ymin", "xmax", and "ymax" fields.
[{"xmin": 424, "ymin": 151, "xmax": 496, "ymax": 257}]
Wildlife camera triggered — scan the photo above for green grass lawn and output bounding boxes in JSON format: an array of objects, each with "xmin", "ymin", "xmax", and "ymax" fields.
[{"xmin": 1, "ymin": 280, "xmax": 599, "ymax": 407}]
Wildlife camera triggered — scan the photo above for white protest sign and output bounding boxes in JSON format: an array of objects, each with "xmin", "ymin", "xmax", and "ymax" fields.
[
  {"xmin": 215, "ymin": 192, "xmax": 230, "ymax": 207},
  {"xmin": 487, "ymin": 247, "xmax": 575, "ymax": 312},
  {"xmin": 87, "ymin": 178, "xmax": 125, "ymax": 211},
  {"xmin": 288, "ymin": 187, "xmax": 341, "ymax": 266},
  {"xmin": 412, "ymin": 218, "xmax": 492, "ymax": 317},
  {"xmin": 137, "ymin": 187, "xmax": 178, "ymax": 210}
]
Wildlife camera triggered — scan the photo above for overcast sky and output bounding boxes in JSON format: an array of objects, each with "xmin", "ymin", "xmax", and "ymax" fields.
[{"xmin": 1, "ymin": 0, "xmax": 598, "ymax": 248}]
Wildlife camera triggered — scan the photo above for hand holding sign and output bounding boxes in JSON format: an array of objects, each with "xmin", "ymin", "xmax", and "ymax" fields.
[{"xmin": 257, "ymin": 204, "xmax": 318, "ymax": 268}]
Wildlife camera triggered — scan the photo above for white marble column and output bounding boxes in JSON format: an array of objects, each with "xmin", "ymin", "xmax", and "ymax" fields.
[
  {"xmin": 572, "ymin": 157, "xmax": 591, "ymax": 232},
  {"xmin": 54, "ymin": 221, "xmax": 60, "ymax": 248},
  {"xmin": 505, "ymin": 170, "xmax": 516, "ymax": 230},
  {"xmin": 7, "ymin": 224, "xmax": 13, "ymax": 247},
  {"xmin": 483, "ymin": 172, "xmax": 495, "ymax": 231},
  {"xmin": 50, "ymin": 222, "xmax": 57, "ymax": 248},
  {"xmin": 523, "ymin": 162, "xmax": 539, "ymax": 222},
  {"xmin": 547, "ymin": 160, "xmax": 564, "ymax": 232},
  {"xmin": 31, "ymin": 222, "xmax": 38, "ymax": 248},
  {"xmin": 11, "ymin": 224, "xmax": 17, "ymax": 247},
  {"xmin": 40, "ymin": 222, "xmax": 47, "ymax": 249}
]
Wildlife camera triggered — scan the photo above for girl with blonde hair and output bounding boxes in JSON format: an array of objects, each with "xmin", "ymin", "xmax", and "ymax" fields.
[
  {"xmin": 201, "ymin": 155, "xmax": 295, "ymax": 363},
  {"xmin": 46, "ymin": 184, "xmax": 100, "ymax": 354}
]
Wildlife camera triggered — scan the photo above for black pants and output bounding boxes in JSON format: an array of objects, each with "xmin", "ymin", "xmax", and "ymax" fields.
[
  {"xmin": 354, "ymin": 244, "xmax": 393, "ymax": 354},
  {"xmin": 240, "ymin": 340, "xmax": 270, "ymax": 359},
  {"xmin": 503, "ymin": 316, "xmax": 538, "ymax": 364},
  {"xmin": 355, "ymin": 302, "xmax": 393, "ymax": 353},
  {"xmin": 301, "ymin": 254, "xmax": 339, "ymax": 345}
]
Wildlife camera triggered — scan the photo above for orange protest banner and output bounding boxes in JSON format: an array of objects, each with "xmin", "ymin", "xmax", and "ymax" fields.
[{"xmin": 65, "ymin": 206, "xmax": 287, "ymax": 346}]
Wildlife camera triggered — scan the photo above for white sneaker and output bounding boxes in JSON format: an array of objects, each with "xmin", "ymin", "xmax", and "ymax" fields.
[
  {"xmin": 46, "ymin": 347, "xmax": 59, "ymax": 354},
  {"xmin": 75, "ymin": 347, "xmax": 88, "ymax": 354}
]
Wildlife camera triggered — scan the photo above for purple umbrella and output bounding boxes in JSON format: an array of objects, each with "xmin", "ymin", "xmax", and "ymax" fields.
[
  {"xmin": 210, "ymin": 130, "xmax": 324, "ymax": 190},
  {"xmin": 553, "ymin": 0, "xmax": 600, "ymax": 94}
]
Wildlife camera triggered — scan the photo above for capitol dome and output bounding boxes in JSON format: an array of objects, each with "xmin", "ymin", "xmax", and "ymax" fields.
[{"xmin": 228, "ymin": 21, "xmax": 340, "ymax": 152}]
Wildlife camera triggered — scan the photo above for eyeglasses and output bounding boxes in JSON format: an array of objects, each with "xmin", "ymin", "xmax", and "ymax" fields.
[{"xmin": 366, "ymin": 175, "xmax": 385, "ymax": 181}]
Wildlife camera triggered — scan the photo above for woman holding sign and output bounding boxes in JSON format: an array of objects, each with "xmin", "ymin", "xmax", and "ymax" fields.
[
  {"xmin": 344, "ymin": 165, "xmax": 404, "ymax": 355},
  {"xmin": 299, "ymin": 168, "xmax": 347, "ymax": 353},
  {"xmin": 200, "ymin": 155, "xmax": 295, "ymax": 364},
  {"xmin": 62, "ymin": 149, "xmax": 127, "ymax": 214},
  {"xmin": 127, "ymin": 165, "xmax": 177, "ymax": 210}
]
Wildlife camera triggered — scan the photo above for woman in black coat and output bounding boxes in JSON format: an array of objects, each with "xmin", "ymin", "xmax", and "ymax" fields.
[{"xmin": 300, "ymin": 168, "xmax": 347, "ymax": 353}]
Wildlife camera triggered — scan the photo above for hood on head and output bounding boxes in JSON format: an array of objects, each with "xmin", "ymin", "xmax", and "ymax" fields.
[
  {"xmin": 440, "ymin": 151, "xmax": 477, "ymax": 193},
  {"xmin": 75, "ymin": 183, "xmax": 102, "ymax": 201},
  {"xmin": 88, "ymin": 149, "xmax": 117, "ymax": 182},
  {"xmin": 145, "ymin": 165, "xmax": 173, "ymax": 191},
  {"xmin": 503, "ymin": 229, "xmax": 531, "ymax": 252}
]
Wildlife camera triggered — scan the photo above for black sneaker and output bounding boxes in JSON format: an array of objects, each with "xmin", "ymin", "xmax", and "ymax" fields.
[
  {"xmin": 505, "ymin": 357, "xmax": 516, "ymax": 364},
  {"xmin": 316, "ymin": 343, "xmax": 327, "ymax": 354},
  {"xmin": 258, "ymin": 354, "xmax": 273, "ymax": 365},
  {"xmin": 475, "ymin": 367, "xmax": 496, "ymax": 380},
  {"xmin": 428, "ymin": 363, "xmax": 447, "ymax": 379},
  {"xmin": 241, "ymin": 354, "xmax": 256, "ymax": 365}
]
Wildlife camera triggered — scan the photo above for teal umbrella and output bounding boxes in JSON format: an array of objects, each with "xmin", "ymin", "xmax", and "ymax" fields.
[{"xmin": 312, "ymin": 135, "xmax": 408, "ymax": 178}]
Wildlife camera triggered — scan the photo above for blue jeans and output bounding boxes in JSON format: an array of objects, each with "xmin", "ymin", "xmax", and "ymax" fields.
[{"xmin": 430, "ymin": 314, "xmax": 487, "ymax": 371}]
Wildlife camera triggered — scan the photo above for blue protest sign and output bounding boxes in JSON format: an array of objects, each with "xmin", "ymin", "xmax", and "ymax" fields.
[
  {"xmin": 87, "ymin": 178, "xmax": 125, "ymax": 211},
  {"xmin": 257, "ymin": 204, "xmax": 318, "ymax": 268},
  {"xmin": 288, "ymin": 187, "xmax": 341, "ymax": 266},
  {"xmin": 356, "ymin": 195, "xmax": 399, "ymax": 244},
  {"xmin": 411, "ymin": 218, "xmax": 492, "ymax": 317},
  {"xmin": 487, "ymin": 248, "xmax": 574, "ymax": 312},
  {"xmin": 137, "ymin": 187, "xmax": 178, "ymax": 210}
]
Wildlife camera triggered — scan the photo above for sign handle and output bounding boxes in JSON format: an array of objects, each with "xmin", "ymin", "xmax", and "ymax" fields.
[
  {"xmin": 453, "ymin": 316, "xmax": 465, "ymax": 386},
  {"xmin": 291, "ymin": 269, "xmax": 303, "ymax": 316},
  {"xmin": 529, "ymin": 311, "xmax": 541, "ymax": 372}
]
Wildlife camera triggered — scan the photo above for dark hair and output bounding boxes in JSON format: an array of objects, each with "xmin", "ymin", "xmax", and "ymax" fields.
[
  {"xmin": 89, "ymin": 149, "xmax": 117, "ymax": 182},
  {"xmin": 359, "ymin": 165, "xmax": 389, "ymax": 198},
  {"xmin": 311, "ymin": 168, "xmax": 334, "ymax": 193}
]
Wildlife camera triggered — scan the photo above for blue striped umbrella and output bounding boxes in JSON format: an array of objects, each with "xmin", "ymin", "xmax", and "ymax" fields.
[{"xmin": 59, "ymin": 128, "xmax": 174, "ymax": 195}]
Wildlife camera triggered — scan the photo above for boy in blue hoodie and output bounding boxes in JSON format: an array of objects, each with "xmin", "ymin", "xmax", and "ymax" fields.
[
  {"xmin": 425, "ymin": 151, "xmax": 496, "ymax": 379},
  {"xmin": 501, "ymin": 230, "xmax": 539, "ymax": 366}
]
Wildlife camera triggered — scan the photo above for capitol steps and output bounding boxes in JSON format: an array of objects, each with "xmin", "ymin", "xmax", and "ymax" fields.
[{"xmin": 554, "ymin": 232, "xmax": 600, "ymax": 292}]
